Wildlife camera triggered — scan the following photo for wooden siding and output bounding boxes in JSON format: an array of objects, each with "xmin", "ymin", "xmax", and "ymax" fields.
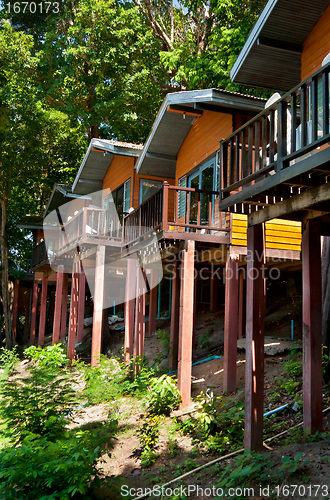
[
  {"xmin": 231, "ymin": 214, "xmax": 301, "ymax": 251},
  {"xmin": 301, "ymin": 3, "xmax": 330, "ymax": 80},
  {"xmin": 175, "ymin": 111, "xmax": 232, "ymax": 183},
  {"xmin": 103, "ymin": 156, "xmax": 135, "ymax": 205}
]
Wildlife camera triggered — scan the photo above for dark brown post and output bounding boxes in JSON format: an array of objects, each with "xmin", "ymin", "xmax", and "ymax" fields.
[
  {"xmin": 60, "ymin": 273, "xmax": 68, "ymax": 339},
  {"xmin": 178, "ymin": 240, "xmax": 195, "ymax": 408},
  {"xmin": 124, "ymin": 258, "xmax": 136, "ymax": 364},
  {"xmin": 30, "ymin": 281, "xmax": 39, "ymax": 345},
  {"xmin": 238, "ymin": 268, "xmax": 245, "ymax": 339},
  {"xmin": 91, "ymin": 246, "xmax": 106, "ymax": 367},
  {"xmin": 38, "ymin": 275, "xmax": 48, "ymax": 346},
  {"xmin": 23, "ymin": 288, "xmax": 31, "ymax": 343},
  {"xmin": 49, "ymin": 291, "xmax": 55, "ymax": 328},
  {"xmin": 12, "ymin": 279, "xmax": 19, "ymax": 339},
  {"xmin": 244, "ymin": 223, "xmax": 266, "ymax": 451},
  {"xmin": 77, "ymin": 261, "xmax": 86, "ymax": 344},
  {"xmin": 223, "ymin": 251, "xmax": 239, "ymax": 393},
  {"xmin": 162, "ymin": 182, "xmax": 169, "ymax": 231},
  {"xmin": 68, "ymin": 268, "xmax": 78, "ymax": 361},
  {"xmin": 52, "ymin": 265, "xmax": 64, "ymax": 345},
  {"xmin": 169, "ymin": 260, "xmax": 180, "ymax": 371},
  {"xmin": 302, "ymin": 219, "xmax": 323, "ymax": 433},
  {"xmin": 148, "ymin": 268, "xmax": 158, "ymax": 336}
]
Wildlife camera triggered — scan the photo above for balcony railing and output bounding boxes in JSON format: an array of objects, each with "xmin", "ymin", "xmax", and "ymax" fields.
[
  {"xmin": 220, "ymin": 61, "xmax": 330, "ymax": 207},
  {"xmin": 123, "ymin": 182, "xmax": 227, "ymax": 247},
  {"xmin": 32, "ymin": 240, "xmax": 47, "ymax": 268}
]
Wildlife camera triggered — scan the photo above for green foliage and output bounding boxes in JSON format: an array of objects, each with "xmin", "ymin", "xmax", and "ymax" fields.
[
  {"xmin": 275, "ymin": 375, "xmax": 300, "ymax": 396},
  {"xmin": 0, "ymin": 346, "xmax": 20, "ymax": 378},
  {"xmin": 168, "ymin": 436, "xmax": 180, "ymax": 458},
  {"xmin": 147, "ymin": 374, "xmax": 181, "ymax": 416},
  {"xmin": 137, "ymin": 414, "xmax": 161, "ymax": 467},
  {"xmin": 157, "ymin": 329, "xmax": 171, "ymax": 357},
  {"xmin": 0, "ymin": 366, "xmax": 77, "ymax": 444},
  {"xmin": 119, "ymin": 357, "xmax": 155, "ymax": 396},
  {"xmin": 197, "ymin": 331, "xmax": 211, "ymax": 349},
  {"xmin": 284, "ymin": 346, "xmax": 302, "ymax": 378},
  {"xmin": 0, "ymin": 422, "xmax": 116, "ymax": 500},
  {"xmin": 24, "ymin": 343, "xmax": 69, "ymax": 370}
]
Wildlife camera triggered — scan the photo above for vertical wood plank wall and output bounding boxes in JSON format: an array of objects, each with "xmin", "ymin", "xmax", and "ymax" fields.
[{"xmin": 301, "ymin": 3, "xmax": 330, "ymax": 80}]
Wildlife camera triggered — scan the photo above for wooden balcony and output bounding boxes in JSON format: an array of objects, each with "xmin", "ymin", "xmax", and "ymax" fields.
[
  {"xmin": 122, "ymin": 182, "xmax": 229, "ymax": 252},
  {"xmin": 32, "ymin": 240, "xmax": 48, "ymax": 269},
  {"xmin": 220, "ymin": 62, "xmax": 330, "ymax": 216}
]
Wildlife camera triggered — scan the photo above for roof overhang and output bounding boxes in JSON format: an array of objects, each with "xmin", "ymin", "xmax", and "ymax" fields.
[
  {"xmin": 136, "ymin": 89, "xmax": 265, "ymax": 178},
  {"xmin": 230, "ymin": 0, "xmax": 330, "ymax": 91},
  {"xmin": 43, "ymin": 184, "xmax": 90, "ymax": 217},
  {"xmin": 72, "ymin": 139, "xmax": 141, "ymax": 195}
]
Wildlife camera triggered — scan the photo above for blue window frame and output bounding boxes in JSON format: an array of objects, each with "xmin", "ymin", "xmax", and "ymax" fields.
[{"xmin": 187, "ymin": 157, "xmax": 218, "ymax": 226}]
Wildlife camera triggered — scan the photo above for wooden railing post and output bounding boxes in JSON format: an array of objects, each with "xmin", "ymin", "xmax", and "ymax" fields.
[{"xmin": 163, "ymin": 182, "xmax": 169, "ymax": 231}]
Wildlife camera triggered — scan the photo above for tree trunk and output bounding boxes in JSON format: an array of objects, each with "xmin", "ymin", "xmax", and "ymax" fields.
[{"xmin": 0, "ymin": 196, "xmax": 15, "ymax": 349}]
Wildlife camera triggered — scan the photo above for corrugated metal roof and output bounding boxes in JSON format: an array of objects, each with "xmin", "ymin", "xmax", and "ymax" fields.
[
  {"xmin": 231, "ymin": 0, "xmax": 330, "ymax": 91},
  {"xmin": 136, "ymin": 88, "xmax": 266, "ymax": 178}
]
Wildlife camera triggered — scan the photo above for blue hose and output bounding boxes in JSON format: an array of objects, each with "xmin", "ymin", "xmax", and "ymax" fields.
[
  {"xmin": 263, "ymin": 404, "xmax": 289, "ymax": 418},
  {"xmin": 166, "ymin": 355, "xmax": 222, "ymax": 375}
]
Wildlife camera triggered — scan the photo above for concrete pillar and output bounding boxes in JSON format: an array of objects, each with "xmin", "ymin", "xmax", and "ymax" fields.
[
  {"xmin": 30, "ymin": 281, "xmax": 39, "ymax": 345},
  {"xmin": 38, "ymin": 275, "xmax": 48, "ymax": 346},
  {"xmin": 77, "ymin": 261, "xmax": 86, "ymax": 344},
  {"xmin": 60, "ymin": 273, "xmax": 69, "ymax": 339},
  {"xmin": 68, "ymin": 268, "xmax": 78, "ymax": 361},
  {"xmin": 124, "ymin": 259, "xmax": 136, "ymax": 364},
  {"xmin": 244, "ymin": 224, "xmax": 266, "ymax": 451},
  {"xmin": 12, "ymin": 280, "xmax": 19, "ymax": 339},
  {"xmin": 52, "ymin": 265, "xmax": 64, "ymax": 345},
  {"xmin": 91, "ymin": 246, "xmax": 106, "ymax": 367},
  {"xmin": 178, "ymin": 240, "xmax": 195, "ymax": 408},
  {"xmin": 148, "ymin": 269, "xmax": 158, "ymax": 337},
  {"xmin": 169, "ymin": 260, "xmax": 180, "ymax": 371},
  {"xmin": 223, "ymin": 250, "xmax": 239, "ymax": 393},
  {"xmin": 302, "ymin": 219, "xmax": 323, "ymax": 433}
]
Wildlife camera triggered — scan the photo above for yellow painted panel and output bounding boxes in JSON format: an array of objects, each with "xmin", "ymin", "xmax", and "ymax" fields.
[
  {"xmin": 266, "ymin": 242, "xmax": 301, "ymax": 251},
  {"xmin": 266, "ymin": 229, "xmax": 301, "ymax": 240}
]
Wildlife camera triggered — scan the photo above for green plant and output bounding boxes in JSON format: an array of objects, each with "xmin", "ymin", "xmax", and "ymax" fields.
[
  {"xmin": 168, "ymin": 436, "xmax": 179, "ymax": 457},
  {"xmin": 198, "ymin": 331, "xmax": 211, "ymax": 349},
  {"xmin": 284, "ymin": 346, "xmax": 302, "ymax": 378},
  {"xmin": 157, "ymin": 329, "xmax": 170, "ymax": 357},
  {"xmin": 147, "ymin": 374, "xmax": 181, "ymax": 415},
  {"xmin": 137, "ymin": 414, "xmax": 161, "ymax": 467},
  {"xmin": 195, "ymin": 390, "xmax": 219, "ymax": 436},
  {"xmin": 0, "ymin": 346, "xmax": 20, "ymax": 378},
  {"xmin": 275, "ymin": 375, "xmax": 300, "ymax": 395},
  {"xmin": 24, "ymin": 343, "xmax": 69, "ymax": 370},
  {"xmin": 0, "ymin": 366, "xmax": 77, "ymax": 444},
  {"xmin": 0, "ymin": 422, "xmax": 117, "ymax": 500}
]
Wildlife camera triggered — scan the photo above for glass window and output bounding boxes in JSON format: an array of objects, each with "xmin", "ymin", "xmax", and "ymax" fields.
[
  {"xmin": 123, "ymin": 178, "xmax": 131, "ymax": 214},
  {"xmin": 178, "ymin": 176, "xmax": 187, "ymax": 219},
  {"xmin": 139, "ymin": 179, "xmax": 162, "ymax": 203}
]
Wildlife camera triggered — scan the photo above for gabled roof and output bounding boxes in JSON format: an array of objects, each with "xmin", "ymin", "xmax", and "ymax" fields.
[
  {"xmin": 230, "ymin": 0, "xmax": 330, "ymax": 91},
  {"xmin": 44, "ymin": 184, "xmax": 85, "ymax": 217},
  {"xmin": 72, "ymin": 139, "xmax": 142, "ymax": 195},
  {"xmin": 136, "ymin": 88, "xmax": 265, "ymax": 178}
]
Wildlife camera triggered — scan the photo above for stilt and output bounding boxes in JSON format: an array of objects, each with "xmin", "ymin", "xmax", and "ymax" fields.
[
  {"xmin": 68, "ymin": 269, "xmax": 78, "ymax": 361},
  {"xmin": 52, "ymin": 265, "xmax": 64, "ymax": 345},
  {"xmin": 91, "ymin": 246, "xmax": 105, "ymax": 367},
  {"xmin": 134, "ymin": 267, "xmax": 146, "ymax": 363},
  {"xmin": 60, "ymin": 273, "xmax": 68, "ymax": 339},
  {"xmin": 124, "ymin": 259, "xmax": 136, "ymax": 364},
  {"xmin": 178, "ymin": 240, "xmax": 195, "ymax": 408},
  {"xmin": 169, "ymin": 260, "xmax": 180, "ymax": 371},
  {"xmin": 49, "ymin": 291, "xmax": 55, "ymax": 328},
  {"xmin": 223, "ymin": 250, "xmax": 239, "ymax": 393},
  {"xmin": 244, "ymin": 224, "xmax": 266, "ymax": 451},
  {"xmin": 210, "ymin": 271, "xmax": 218, "ymax": 312},
  {"xmin": 30, "ymin": 281, "xmax": 39, "ymax": 345},
  {"xmin": 238, "ymin": 268, "xmax": 245, "ymax": 339},
  {"xmin": 38, "ymin": 275, "xmax": 48, "ymax": 346},
  {"xmin": 77, "ymin": 261, "xmax": 86, "ymax": 344},
  {"xmin": 148, "ymin": 269, "xmax": 157, "ymax": 337},
  {"xmin": 302, "ymin": 219, "xmax": 323, "ymax": 433},
  {"xmin": 23, "ymin": 288, "xmax": 31, "ymax": 343},
  {"xmin": 192, "ymin": 275, "xmax": 197, "ymax": 350},
  {"xmin": 12, "ymin": 280, "xmax": 19, "ymax": 339}
]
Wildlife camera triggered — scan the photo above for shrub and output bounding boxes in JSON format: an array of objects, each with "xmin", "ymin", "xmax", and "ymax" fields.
[
  {"xmin": 0, "ymin": 366, "xmax": 77, "ymax": 443},
  {"xmin": 147, "ymin": 374, "xmax": 181, "ymax": 415},
  {"xmin": 137, "ymin": 414, "xmax": 161, "ymax": 467},
  {"xmin": 24, "ymin": 343, "xmax": 69, "ymax": 370},
  {"xmin": 0, "ymin": 423, "xmax": 117, "ymax": 500},
  {"xmin": 197, "ymin": 331, "xmax": 211, "ymax": 350},
  {"xmin": 0, "ymin": 346, "xmax": 20, "ymax": 378}
]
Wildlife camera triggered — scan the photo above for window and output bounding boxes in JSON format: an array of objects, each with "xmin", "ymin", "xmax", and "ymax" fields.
[
  {"xmin": 123, "ymin": 178, "xmax": 131, "ymax": 214},
  {"xmin": 187, "ymin": 157, "xmax": 217, "ymax": 226},
  {"xmin": 102, "ymin": 177, "xmax": 131, "ymax": 231},
  {"xmin": 139, "ymin": 179, "xmax": 162, "ymax": 204},
  {"xmin": 178, "ymin": 176, "xmax": 187, "ymax": 219}
]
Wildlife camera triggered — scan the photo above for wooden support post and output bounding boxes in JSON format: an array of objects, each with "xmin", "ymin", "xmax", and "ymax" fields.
[
  {"xmin": 124, "ymin": 259, "xmax": 136, "ymax": 364},
  {"xmin": 23, "ymin": 288, "xmax": 31, "ymax": 343},
  {"xmin": 68, "ymin": 269, "xmax": 78, "ymax": 361},
  {"xmin": 60, "ymin": 273, "xmax": 68, "ymax": 339},
  {"xmin": 210, "ymin": 271, "xmax": 218, "ymax": 312},
  {"xmin": 244, "ymin": 224, "xmax": 266, "ymax": 451},
  {"xmin": 134, "ymin": 268, "xmax": 146, "ymax": 364},
  {"xmin": 52, "ymin": 265, "xmax": 64, "ymax": 345},
  {"xmin": 148, "ymin": 269, "xmax": 157, "ymax": 337},
  {"xmin": 91, "ymin": 246, "xmax": 105, "ymax": 367},
  {"xmin": 30, "ymin": 281, "xmax": 39, "ymax": 345},
  {"xmin": 192, "ymin": 275, "xmax": 197, "ymax": 350},
  {"xmin": 223, "ymin": 251, "xmax": 239, "ymax": 393},
  {"xmin": 38, "ymin": 275, "xmax": 48, "ymax": 346},
  {"xmin": 238, "ymin": 268, "xmax": 245, "ymax": 339},
  {"xmin": 169, "ymin": 260, "xmax": 180, "ymax": 371},
  {"xmin": 302, "ymin": 219, "xmax": 323, "ymax": 433},
  {"xmin": 77, "ymin": 261, "xmax": 86, "ymax": 344},
  {"xmin": 12, "ymin": 280, "xmax": 19, "ymax": 339},
  {"xmin": 178, "ymin": 240, "xmax": 195, "ymax": 408},
  {"xmin": 49, "ymin": 291, "xmax": 55, "ymax": 328}
]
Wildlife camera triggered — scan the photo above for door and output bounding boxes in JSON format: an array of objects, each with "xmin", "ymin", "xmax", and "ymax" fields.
[{"xmin": 187, "ymin": 158, "xmax": 216, "ymax": 227}]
